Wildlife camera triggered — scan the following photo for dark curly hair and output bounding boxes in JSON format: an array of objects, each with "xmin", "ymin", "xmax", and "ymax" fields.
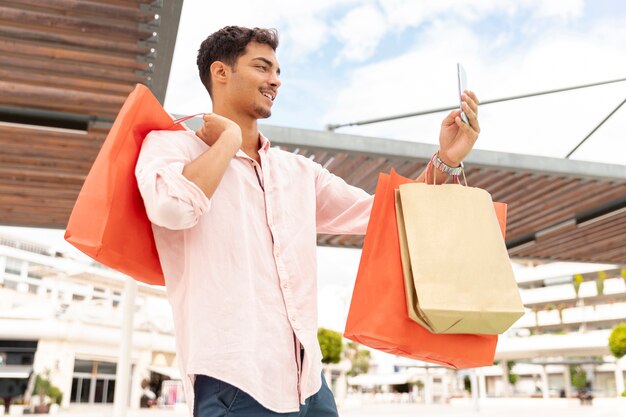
[{"xmin": 197, "ymin": 26, "xmax": 279, "ymax": 97}]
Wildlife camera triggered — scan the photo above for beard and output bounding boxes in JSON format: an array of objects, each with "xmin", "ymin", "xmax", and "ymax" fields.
[{"xmin": 254, "ymin": 105, "xmax": 271, "ymax": 119}]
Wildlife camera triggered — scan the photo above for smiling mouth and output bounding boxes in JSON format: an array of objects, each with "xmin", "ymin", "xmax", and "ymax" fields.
[{"xmin": 261, "ymin": 91, "xmax": 275, "ymax": 102}]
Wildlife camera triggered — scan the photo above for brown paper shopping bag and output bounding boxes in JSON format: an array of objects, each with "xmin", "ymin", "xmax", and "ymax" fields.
[{"xmin": 395, "ymin": 180, "xmax": 524, "ymax": 335}]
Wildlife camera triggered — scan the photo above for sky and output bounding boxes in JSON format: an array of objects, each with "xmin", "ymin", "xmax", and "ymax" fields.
[
  {"xmin": 165, "ymin": 0, "xmax": 626, "ymax": 164},
  {"xmin": 1, "ymin": 0, "xmax": 625, "ymax": 366}
]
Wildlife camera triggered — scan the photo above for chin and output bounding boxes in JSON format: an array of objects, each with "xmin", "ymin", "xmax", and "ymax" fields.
[{"xmin": 254, "ymin": 105, "xmax": 272, "ymax": 119}]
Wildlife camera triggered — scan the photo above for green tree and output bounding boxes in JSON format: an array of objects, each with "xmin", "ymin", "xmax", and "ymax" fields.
[
  {"xmin": 346, "ymin": 342, "xmax": 371, "ymax": 377},
  {"xmin": 573, "ymin": 274, "xmax": 584, "ymax": 297},
  {"xmin": 317, "ymin": 328, "xmax": 342, "ymax": 364},
  {"xmin": 506, "ymin": 361, "xmax": 519, "ymax": 385},
  {"xmin": 33, "ymin": 372, "xmax": 63, "ymax": 406},
  {"xmin": 597, "ymin": 271, "xmax": 607, "ymax": 295},
  {"xmin": 570, "ymin": 365, "xmax": 587, "ymax": 390},
  {"xmin": 609, "ymin": 322, "xmax": 626, "ymax": 359},
  {"xmin": 557, "ymin": 304, "xmax": 567, "ymax": 323}
]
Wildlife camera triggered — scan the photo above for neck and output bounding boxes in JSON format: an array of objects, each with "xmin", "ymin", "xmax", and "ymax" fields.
[{"xmin": 212, "ymin": 103, "xmax": 260, "ymax": 155}]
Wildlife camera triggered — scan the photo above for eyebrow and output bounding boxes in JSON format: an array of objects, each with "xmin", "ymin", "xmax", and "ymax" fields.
[{"xmin": 251, "ymin": 57, "xmax": 281, "ymax": 75}]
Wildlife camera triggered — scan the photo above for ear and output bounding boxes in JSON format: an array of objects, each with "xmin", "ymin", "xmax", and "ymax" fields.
[{"xmin": 210, "ymin": 61, "xmax": 229, "ymax": 86}]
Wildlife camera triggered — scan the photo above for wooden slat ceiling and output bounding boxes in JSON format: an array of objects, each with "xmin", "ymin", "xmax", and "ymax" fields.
[
  {"xmin": 0, "ymin": 0, "xmax": 158, "ymax": 117},
  {"xmin": 275, "ymin": 144, "xmax": 626, "ymax": 265},
  {"xmin": 0, "ymin": 0, "xmax": 181, "ymax": 228}
]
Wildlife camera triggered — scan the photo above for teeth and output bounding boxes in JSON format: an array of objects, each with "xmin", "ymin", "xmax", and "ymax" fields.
[{"xmin": 262, "ymin": 92, "xmax": 274, "ymax": 101}]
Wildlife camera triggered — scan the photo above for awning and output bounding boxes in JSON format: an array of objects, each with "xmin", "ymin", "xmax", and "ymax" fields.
[
  {"xmin": 348, "ymin": 372, "xmax": 418, "ymax": 386},
  {"xmin": 147, "ymin": 365, "xmax": 181, "ymax": 380},
  {"xmin": 0, "ymin": 365, "xmax": 31, "ymax": 379}
]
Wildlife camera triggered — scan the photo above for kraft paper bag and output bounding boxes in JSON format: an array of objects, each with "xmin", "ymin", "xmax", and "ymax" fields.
[{"xmin": 395, "ymin": 182, "xmax": 524, "ymax": 334}]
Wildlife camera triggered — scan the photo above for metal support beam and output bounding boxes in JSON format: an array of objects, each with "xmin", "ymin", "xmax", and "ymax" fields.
[
  {"xmin": 326, "ymin": 77, "xmax": 626, "ymax": 131},
  {"xmin": 147, "ymin": 0, "xmax": 184, "ymax": 104},
  {"xmin": 181, "ymin": 119, "xmax": 626, "ymax": 182}
]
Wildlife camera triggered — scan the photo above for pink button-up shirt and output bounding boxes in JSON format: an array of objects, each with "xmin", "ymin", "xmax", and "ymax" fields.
[{"xmin": 135, "ymin": 128, "xmax": 373, "ymax": 413}]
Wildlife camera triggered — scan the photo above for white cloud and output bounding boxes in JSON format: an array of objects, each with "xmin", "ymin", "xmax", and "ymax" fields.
[
  {"xmin": 164, "ymin": 0, "xmax": 359, "ymax": 114},
  {"xmin": 333, "ymin": 4, "xmax": 388, "ymax": 63},
  {"xmin": 521, "ymin": 0, "xmax": 585, "ymax": 19},
  {"xmin": 323, "ymin": 14, "xmax": 626, "ymax": 164}
]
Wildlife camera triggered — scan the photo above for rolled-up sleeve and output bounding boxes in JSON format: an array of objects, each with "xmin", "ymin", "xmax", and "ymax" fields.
[
  {"xmin": 314, "ymin": 163, "xmax": 374, "ymax": 235},
  {"xmin": 136, "ymin": 130, "xmax": 211, "ymax": 230}
]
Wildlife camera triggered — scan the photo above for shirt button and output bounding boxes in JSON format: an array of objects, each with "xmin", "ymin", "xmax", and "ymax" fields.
[{"xmin": 282, "ymin": 282, "xmax": 288, "ymax": 289}]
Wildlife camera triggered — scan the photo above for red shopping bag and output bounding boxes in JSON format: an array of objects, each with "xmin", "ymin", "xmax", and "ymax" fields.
[
  {"xmin": 65, "ymin": 84, "xmax": 185, "ymax": 285},
  {"xmin": 344, "ymin": 170, "xmax": 499, "ymax": 368}
]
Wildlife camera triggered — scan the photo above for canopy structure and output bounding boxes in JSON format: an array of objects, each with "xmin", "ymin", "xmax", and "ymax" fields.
[
  {"xmin": 0, "ymin": 0, "xmax": 625, "ymax": 265},
  {"xmin": 226, "ymin": 123, "xmax": 624, "ymax": 265}
]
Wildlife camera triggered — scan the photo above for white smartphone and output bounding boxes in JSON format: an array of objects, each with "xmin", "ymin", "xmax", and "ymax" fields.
[{"xmin": 457, "ymin": 62, "xmax": 469, "ymax": 124}]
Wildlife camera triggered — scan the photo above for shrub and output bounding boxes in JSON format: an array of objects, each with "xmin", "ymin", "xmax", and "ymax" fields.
[
  {"xmin": 609, "ymin": 323, "xmax": 626, "ymax": 359},
  {"xmin": 317, "ymin": 328, "xmax": 342, "ymax": 364}
]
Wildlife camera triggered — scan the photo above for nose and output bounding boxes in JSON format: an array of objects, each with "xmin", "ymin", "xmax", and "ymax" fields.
[{"xmin": 270, "ymin": 71, "xmax": 281, "ymax": 89}]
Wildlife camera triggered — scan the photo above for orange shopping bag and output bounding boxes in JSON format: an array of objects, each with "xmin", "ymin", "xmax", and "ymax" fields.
[
  {"xmin": 65, "ymin": 84, "xmax": 185, "ymax": 285},
  {"xmin": 344, "ymin": 170, "xmax": 498, "ymax": 368}
]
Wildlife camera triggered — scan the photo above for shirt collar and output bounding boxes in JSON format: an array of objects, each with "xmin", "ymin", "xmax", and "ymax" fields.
[
  {"xmin": 258, "ymin": 131, "xmax": 271, "ymax": 152},
  {"xmin": 235, "ymin": 131, "xmax": 271, "ymax": 159}
]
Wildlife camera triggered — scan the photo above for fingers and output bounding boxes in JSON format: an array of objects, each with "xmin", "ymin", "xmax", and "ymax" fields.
[
  {"xmin": 455, "ymin": 115, "xmax": 479, "ymax": 142},
  {"xmin": 464, "ymin": 90, "xmax": 479, "ymax": 113},
  {"xmin": 462, "ymin": 90, "xmax": 480, "ymax": 134}
]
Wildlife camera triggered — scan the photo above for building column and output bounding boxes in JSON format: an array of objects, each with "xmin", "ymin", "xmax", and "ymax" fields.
[
  {"xmin": 424, "ymin": 369, "xmax": 434, "ymax": 405},
  {"xmin": 130, "ymin": 351, "xmax": 151, "ymax": 409},
  {"xmin": 478, "ymin": 368, "xmax": 487, "ymax": 399},
  {"xmin": 540, "ymin": 365, "xmax": 549, "ymax": 399},
  {"xmin": 583, "ymin": 364, "xmax": 595, "ymax": 391},
  {"xmin": 470, "ymin": 370, "xmax": 480, "ymax": 412},
  {"xmin": 562, "ymin": 364, "xmax": 572, "ymax": 398},
  {"xmin": 113, "ymin": 277, "xmax": 137, "ymax": 417},
  {"xmin": 500, "ymin": 361, "xmax": 510, "ymax": 397},
  {"xmin": 615, "ymin": 358, "xmax": 625, "ymax": 397},
  {"xmin": 441, "ymin": 371, "xmax": 450, "ymax": 403}
]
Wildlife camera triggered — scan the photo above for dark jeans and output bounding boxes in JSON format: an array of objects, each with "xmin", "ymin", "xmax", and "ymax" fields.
[{"xmin": 193, "ymin": 373, "xmax": 339, "ymax": 417}]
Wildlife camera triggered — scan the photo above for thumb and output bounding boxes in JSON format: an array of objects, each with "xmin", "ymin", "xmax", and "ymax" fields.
[{"xmin": 442, "ymin": 109, "xmax": 459, "ymax": 127}]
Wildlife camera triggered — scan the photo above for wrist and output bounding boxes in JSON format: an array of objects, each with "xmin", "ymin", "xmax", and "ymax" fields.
[
  {"xmin": 431, "ymin": 151, "xmax": 463, "ymax": 177},
  {"xmin": 437, "ymin": 150, "xmax": 461, "ymax": 168}
]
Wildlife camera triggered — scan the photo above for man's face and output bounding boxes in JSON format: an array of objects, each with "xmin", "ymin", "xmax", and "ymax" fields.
[{"xmin": 227, "ymin": 42, "xmax": 281, "ymax": 119}]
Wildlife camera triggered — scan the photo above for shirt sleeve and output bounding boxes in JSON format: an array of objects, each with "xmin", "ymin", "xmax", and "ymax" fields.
[
  {"xmin": 135, "ymin": 130, "xmax": 211, "ymax": 230},
  {"xmin": 313, "ymin": 163, "xmax": 374, "ymax": 235}
]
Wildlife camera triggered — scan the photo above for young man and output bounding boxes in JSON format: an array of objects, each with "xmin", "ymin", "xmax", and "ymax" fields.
[{"xmin": 136, "ymin": 26, "xmax": 480, "ymax": 417}]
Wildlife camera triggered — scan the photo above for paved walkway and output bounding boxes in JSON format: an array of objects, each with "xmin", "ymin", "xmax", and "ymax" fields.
[{"xmin": 49, "ymin": 397, "xmax": 626, "ymax": 417}]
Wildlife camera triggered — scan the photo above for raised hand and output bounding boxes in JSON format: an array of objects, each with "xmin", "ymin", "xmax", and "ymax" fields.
[{"xmin": 438, "ymin": 90, "xmax": 480, "ymax": 167}]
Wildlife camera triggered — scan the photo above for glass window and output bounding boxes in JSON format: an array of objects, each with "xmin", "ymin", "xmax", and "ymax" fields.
[
  {"xmin": 70, "ymin": 378, "xmax": 79, "ymax": 402},
  {"xmin": 97, "ymin": 361, "xmax": 117, "ymax": 375},
  {"xmin": 5, "ymin": 258, "xmax": 22, "ymax": 275},
  {"xmin": 106, "ymin": 380, "xmax": 115, "ymax": 403},
  {"xmin": 80, "ymin": 378, "xmax": 91, "ymax": 403},
  {"xmin": 94, "ymin": 379, "xmax": 105, "ymax": 403},
  {"xmin": 74, "ymin": 360, "xmax": 94, "ymax": 374}
]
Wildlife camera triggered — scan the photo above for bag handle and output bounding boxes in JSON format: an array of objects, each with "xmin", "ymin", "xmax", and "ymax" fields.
[{"xmin": 172, "ymin": 113, "xmax": 205, "ymax": 125}]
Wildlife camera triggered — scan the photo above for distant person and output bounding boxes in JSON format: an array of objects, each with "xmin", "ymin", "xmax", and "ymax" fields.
[
  {"xmin": 139, "ymin": 379, "xmax": 156, "ymax": 408},
  {"xmin": 136, "ymin": 25, "xmax": 481, "ymax": 417}
]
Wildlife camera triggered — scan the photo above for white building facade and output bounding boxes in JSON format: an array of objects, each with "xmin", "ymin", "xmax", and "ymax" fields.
[{"xmin": 0, "ymin": 234, "xmax": 181, "ymax": 411}]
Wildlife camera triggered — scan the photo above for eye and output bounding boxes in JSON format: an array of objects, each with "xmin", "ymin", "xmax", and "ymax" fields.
[{"xmin": 256, "ymin": 65, "xmax": 267, "ymax": 71}]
